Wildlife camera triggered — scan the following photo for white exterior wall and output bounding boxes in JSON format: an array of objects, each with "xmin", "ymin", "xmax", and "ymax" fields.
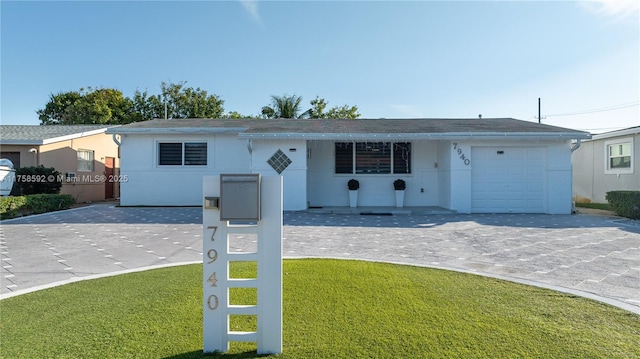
[
  {"xmin": 448, "ymin": 141, "xmax": 473, "ymax": 213},
  {"xmin": 306, "ymin": 140, "xmax": 439, "ymax": 207},
  {"xmin": 446, "ymin": 140, "xmax": 573, "ymax": 214},
  {"xmin": 120, "ymin": 134, "xmax": 307, "ymax": 210},
  {"xmin": 249, "ymin": 139, "xmax": 308, "ymax": 211},
  {"xmin": 119, "ymin": 133, "xmax": 576, "ymax": 214},
  {"xmin": 572, "ymin": 133, "xmax": 640, "ymax": 203},
  {"xmin": 436, "ymin": 141, "xmax": 452, "ymax": 209},
  {"xmin": 546, "ymin": 141, "xmax": 573, "ymax": 214},
  {"xmin": 120, "ymin": 133, "xmax": 250, "ymax": 206}
]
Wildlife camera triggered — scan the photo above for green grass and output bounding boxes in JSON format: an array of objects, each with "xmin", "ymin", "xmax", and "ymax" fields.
[
  {"xmin": 575, "ymin": 202, "xmax": 613, "ymax": 211},
  {"xmin": 1, "ymin": 260, "xmax": 638, "ymax": 358}
]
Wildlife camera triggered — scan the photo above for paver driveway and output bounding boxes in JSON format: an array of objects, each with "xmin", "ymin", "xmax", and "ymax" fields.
[{"xmin": 1, "ymin": 204, "xmax": 638, "ymax": 312}]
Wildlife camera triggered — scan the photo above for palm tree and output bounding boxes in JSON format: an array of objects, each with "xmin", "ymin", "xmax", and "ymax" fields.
[{"xmin": 261, "ymin": 94, "xmax": 311, "ymax": 119}]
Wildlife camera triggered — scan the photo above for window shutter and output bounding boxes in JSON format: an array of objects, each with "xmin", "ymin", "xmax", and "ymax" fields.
[
  {"xmin": 159, "ymin": 143, "xmax": 182, "ymax": 165},
  {"xmin": 184, "ymin": 143, "xmax": 207, "ymax": 165},
  {"xmin": 335, "ymin": 142, "xmax": 353, "ymax": 174}
]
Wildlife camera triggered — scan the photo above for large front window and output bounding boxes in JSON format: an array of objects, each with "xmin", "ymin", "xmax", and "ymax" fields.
[
  {"xmin": 335, "ymin": 142, "xmax": 411, "ymax": 174},
  {"xmin": 605, "ymin": 138, "xmax": 633, "ymax": 174},
  {"xmin": 158, "ymin": 142, "xmax": 207, "ymax": 166}
]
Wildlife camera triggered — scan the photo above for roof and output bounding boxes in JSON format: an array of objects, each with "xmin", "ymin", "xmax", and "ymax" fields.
[
  {"xmin": 105, "ymin": 118, "xmax": 591, "ymax": 141},
  {"xmin": 0, "ymin": 125, "xmax": 115, "ymax": 145},
  {"xmin": 590, "ymin": 126, "xmax": 639, "ymax": 141}
]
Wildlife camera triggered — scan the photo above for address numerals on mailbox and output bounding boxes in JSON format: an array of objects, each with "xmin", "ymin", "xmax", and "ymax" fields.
[
  {"xmin": 207, "ymin": 249, "xmax": 218, "ymax": 264},
  {"xmin": 207, "ymin": 295, "xmax": 219, "ymax": 310},
  {"xmin": 207, "ymin": 226, "xmax": 218, "ymax": 242},
  {"xmin": 208, "ymin": 272, "xmax": 218, "ymax": 287}
]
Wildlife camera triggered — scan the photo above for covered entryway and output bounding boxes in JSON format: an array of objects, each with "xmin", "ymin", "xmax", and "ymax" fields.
[{"xmin": 471, "ymin": 147, "xmax": 546, "ymax": 213}]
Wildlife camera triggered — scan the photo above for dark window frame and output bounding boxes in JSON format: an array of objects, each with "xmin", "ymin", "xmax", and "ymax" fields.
[
  {"xmin": 158, "ymin": 142, "xmax": 207, "ymax": 166},
  {"xmin": 335, "ymin": 141, "xmax": 411, "ymax": 174}
]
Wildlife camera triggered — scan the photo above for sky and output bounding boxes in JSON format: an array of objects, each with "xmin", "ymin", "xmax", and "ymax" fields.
[{"xmin": 1, "ymin": 0, "xmax": 638, "ymax": 134}]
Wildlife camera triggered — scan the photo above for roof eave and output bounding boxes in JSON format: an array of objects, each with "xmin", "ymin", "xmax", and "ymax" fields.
[
  {"xmin": 40, "ymin": 127, "xmax": 111, "ymax": 144},
  {"xmin": 0, "ymin": 140, "xmax": 44, "ymax": 145},
  {"xmin": 591, "ymin": 127, "xmax": 640, "ymax": 141},
  {"xmin": 238, "ymin": 132, "xmax": 592, "ymax": 140},
  {"xmin": 106, "ymin": 127, "xmax": 247, "ymax": 135}
]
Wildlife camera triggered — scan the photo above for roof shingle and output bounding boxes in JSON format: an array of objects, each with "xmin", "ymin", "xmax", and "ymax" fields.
[
  {"xmin": 0, "ymin": 125, "xmax": 113, "ymax": 144},
  {"xmin": 105, "ymin": 118, "xmax": 590, "ymax": 139}
]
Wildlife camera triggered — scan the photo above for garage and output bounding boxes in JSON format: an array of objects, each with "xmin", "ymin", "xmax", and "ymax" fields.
[{"xmin": 471, "ymin": 147, "xmax": 546, "ymax": 213}]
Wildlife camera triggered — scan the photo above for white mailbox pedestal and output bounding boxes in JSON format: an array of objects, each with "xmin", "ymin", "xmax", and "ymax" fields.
[{"xmin": 202, "ymin": 175, "xmax": 282, "ymax": 355}]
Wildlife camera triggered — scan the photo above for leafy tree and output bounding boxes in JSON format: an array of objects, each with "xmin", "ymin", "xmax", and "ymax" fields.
[
  {"xmin": 37, "ymin": 91, "xmax": 82, "ymax": 125},
  {"xmin": 261, "ymin": 94, "xmax": 311, "ymax": 119},
  {"xmin": 37, "ymin": 88, "xmax": 135, "ymax": 125},
  {"xmin": 130, "ymin": 89, "xmax": 164, "ymax": 122},
  {"xmin": 132, "ymin": 81, "xmax": 225, "ymax": 120},
  {"xmin": 222, "ymin": 111, "xmax": 259, "ymax": 119},
  {"xmin": 309, "ymin": 96, "xmax": 360, "ymax": 119},
  {"xmin": 261, "ymin": 94, "xmax": 360, "ymax": 119},
  {"xmin": 39, "ymin": 82, "xmax": 226, "ymax": 124}
]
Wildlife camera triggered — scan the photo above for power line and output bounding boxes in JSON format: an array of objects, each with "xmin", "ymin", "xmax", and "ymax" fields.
[{"xmin": 546, "ymin": 101, "xmax": 639, "ymax": 117}]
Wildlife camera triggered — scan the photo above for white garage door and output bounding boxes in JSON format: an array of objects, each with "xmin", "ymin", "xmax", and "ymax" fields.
[{"xmin": 471, "ymin": 147, "xmax": 546, "ymax": 213}]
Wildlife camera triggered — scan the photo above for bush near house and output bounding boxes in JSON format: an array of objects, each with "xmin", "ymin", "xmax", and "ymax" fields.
[
  {"xmin": 605, "ymin": 191, "xmax": 640, "ymax": 220},
  {"xmin": 11, "ymin": 166, "xmax": 63, "ymax": 196},
  {"xmin": 0, "ymin": 194, "xmax": 75, "ymax": 220}
]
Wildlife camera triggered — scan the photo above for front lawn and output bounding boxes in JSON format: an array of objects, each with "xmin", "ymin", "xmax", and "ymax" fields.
[{"xmin": 1, "ymin": 260, "xmax": 638, "ymax": 358}]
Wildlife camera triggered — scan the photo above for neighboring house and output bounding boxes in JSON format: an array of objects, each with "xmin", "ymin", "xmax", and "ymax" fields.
[
  {"xmin": 572, "ymin": 126, "xmax": 639, "ymax": 204},
  {"xmin": 107, "ymin": 118, "xmax": 590, "ymax": 214},
  {"xmin": 0, "ymin": 125, "xmax": 120, "ymax": 202}
]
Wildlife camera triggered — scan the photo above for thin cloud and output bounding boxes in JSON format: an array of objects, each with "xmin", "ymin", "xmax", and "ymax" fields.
[
  {"xmin": 391, "ymin": 104, "xmax": 424, "ymax": 118},
  {"xmin": 579, "ymin": 0, "xmax": 639, "ymax": 19},
  {"xmin": 239, "ymin": 0, "xmax": 262, "ymax": 24}
]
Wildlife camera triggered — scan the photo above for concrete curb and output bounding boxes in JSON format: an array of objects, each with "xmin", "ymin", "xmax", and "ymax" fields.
[
  {"xmin": 0, "ymin": 261, "xmax": 200, "ymax": 300},
  {"xmin": 2, "ymin": 256, "xmax": 637, "ymax": 315}
]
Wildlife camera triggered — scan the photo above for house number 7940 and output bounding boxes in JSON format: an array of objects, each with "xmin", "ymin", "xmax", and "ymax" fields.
[{"xmin": 452, "ymin": 143, "xmax": 471, "ymax": 166}]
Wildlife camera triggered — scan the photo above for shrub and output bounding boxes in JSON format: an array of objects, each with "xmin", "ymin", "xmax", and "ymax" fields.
[
  {"xmin": 605, "ymin": 191, "xmax": 640, "ymax": 220},
  {"xmin": 393, "ymin": 179, "xmax": 406, "ymax": 191},
  {"xmin": 13, "ymin": 166, "xmax": 62, "ymax": 195},
  {"xmin": 0, "ymin": 196, "xmax": 27, "ymax": 219},
  {"xmin": 347, "ymin": 179, "xmax": 359, "ymax": 190},
  {"xmin": 0, "ymin": 194, "xmax": 75, "ymax": 220}
]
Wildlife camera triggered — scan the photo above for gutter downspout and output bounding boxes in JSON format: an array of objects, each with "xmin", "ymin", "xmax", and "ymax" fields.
[
  {"xmin": 112, "ymin": 134, "xmax": 121, "ymax": 146},
  {"xmin": 569, "ymin": 138, "xmax": 583, "ymax": 213},
  {"xmin": 571, "ymin": 139, "xmax": 582, "ymax": 153}
]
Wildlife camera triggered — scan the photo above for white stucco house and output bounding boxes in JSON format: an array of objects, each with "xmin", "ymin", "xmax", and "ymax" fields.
[
  {"xmin": 106, "ymin": 118, "xmax": 590, "ymax": 214},
  {"xmin": 572, "ymin": 126, "xmax": 639, "ymax": 203}
]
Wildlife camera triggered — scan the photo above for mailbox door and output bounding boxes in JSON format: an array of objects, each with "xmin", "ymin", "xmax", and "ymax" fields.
[{"xmin": 220, "ymin": 174, "xmax": 260, "ymax": 221}]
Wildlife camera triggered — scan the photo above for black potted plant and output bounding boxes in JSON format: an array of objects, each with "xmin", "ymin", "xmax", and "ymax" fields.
[
  {"xmin": 348, "ymin": 179, "xmax": 360, "ymax": 190},
  {"xmin": 393, "ymin": 179, "xmax": 406, "ymax": 191},
  {"xmin": 394, "ymin": 179, "xmax": 405, "ymax": 207},
  {"xmin": 348, "ymin": 179, "xmax": 359, "ymax": 207}
]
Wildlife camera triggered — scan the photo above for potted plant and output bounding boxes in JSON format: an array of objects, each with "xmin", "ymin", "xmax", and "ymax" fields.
[
  {"xmin": 394, "ymin": 179, "xmax": 405, "ymax": 207},
  {"xmin": 348, "ymin": 179, "xmax": 359, "ymax": 207}
]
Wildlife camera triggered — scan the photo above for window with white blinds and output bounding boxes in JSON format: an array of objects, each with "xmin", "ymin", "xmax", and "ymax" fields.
[{"xmin": 77, "ymin": 149, "xmax": 94, "ymax": 172}]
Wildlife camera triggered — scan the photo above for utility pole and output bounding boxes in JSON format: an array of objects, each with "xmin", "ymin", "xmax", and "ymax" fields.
[
  {"xmin": 538, "ymin": 98, "xmax": 541, "ymax": 124},
  {"xmin": 164, "ymin": 97, "xmax": 168, "ymax": 120}
]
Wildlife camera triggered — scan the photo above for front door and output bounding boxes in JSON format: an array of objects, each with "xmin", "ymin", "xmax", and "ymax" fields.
[{"xmin": 105, "ymin": 157, "xmax": 115, "ymax": 199}]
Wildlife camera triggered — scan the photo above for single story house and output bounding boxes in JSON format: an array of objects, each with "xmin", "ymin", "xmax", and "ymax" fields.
[
  {"xmin": 106, "ymin": 118, "xmax": 590, "ymax": 214},
  {"xmin": 0, "ymin": 125, "xmax": 121, "ymax": 202},
  {"xmin": 572, "ymin": 126, "xmax": 639, "ymax": 203}
]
